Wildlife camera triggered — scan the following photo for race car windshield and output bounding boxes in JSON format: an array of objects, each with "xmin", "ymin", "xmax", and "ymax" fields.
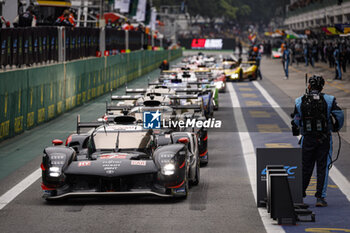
[
  {"xmin": 93, "ymin": 131, "xmax": 151, "ymax": 150},
  {"xmin": 117, "ymin": 131, "xmax": 151, "ymax": 149},
  {"xmin": 93, "ymin": 132, "xmax": 119, "ymax": 150}
]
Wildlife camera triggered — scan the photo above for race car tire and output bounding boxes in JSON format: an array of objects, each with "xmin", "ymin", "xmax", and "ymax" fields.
[
  {"xmin": 213, "ymin": 99, "xmax": 219, "ymax": 111},
  {"xmin": 178, "ymin": 177, "xmax": 189, "ymax": 199},
  {"xmin": 200, "ymin": 152, "xmax": 209, "ymax": 167},
  {"xmin": 183, "ymin": 179, "xmax": 189, "ymax": 199},
  {"xmin": 190, "ymin": 157, "xmax": 200, "ymax": 186},
  {"xmin": 222, "ymin": 83, "xmax": 227, "ymax": 93},
  {"xmin": 219, "ymin": 86, "xmax": 226, "ymax": 93},
  {"xmin": 44, "ymin": 197, "xmax": 64, "ymax": 203}
]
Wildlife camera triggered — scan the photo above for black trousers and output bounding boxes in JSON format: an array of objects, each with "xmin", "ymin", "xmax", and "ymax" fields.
[{"xmin": 302, "ymin": 134, "xmax": 330, "ymax": 198}]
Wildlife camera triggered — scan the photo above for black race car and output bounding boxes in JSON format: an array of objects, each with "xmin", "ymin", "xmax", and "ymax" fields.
[{"xmin": 41, "ymin": 116, "xmax": 200, "ymax": 200}]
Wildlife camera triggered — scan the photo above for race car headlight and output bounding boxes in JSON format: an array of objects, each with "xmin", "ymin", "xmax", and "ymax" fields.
[
  {"xmin": 49, "ymin": 172, "xmax": 61, "ymax": 177},
  {"xmin": 162, "ymin": 163, "xmax": 175, "ymax": 176},
  {"xmin": 49, "ymin": 167, "xmax": 61, "ymax": 177},
  {"xmin": 49, "ymin": 167, "xmax": 60, "ymax": 172},
  {"xmin": 231, "ymin": 73, "xmax": 239, "ymax": 79}
]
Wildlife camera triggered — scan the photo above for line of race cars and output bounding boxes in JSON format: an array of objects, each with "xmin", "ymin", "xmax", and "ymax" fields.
[{"xmin": 40, "ymin": 53, "xmax": 259, "ymax": 201}]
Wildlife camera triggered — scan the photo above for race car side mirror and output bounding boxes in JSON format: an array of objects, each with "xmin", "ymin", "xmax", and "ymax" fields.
[
  {"xmin": 178, "ymin": 137, "xmax": 189, "ymax": 144},
  {"xmin": 52, "ymin": 139, "xmax": 63, "ymax": 146}
]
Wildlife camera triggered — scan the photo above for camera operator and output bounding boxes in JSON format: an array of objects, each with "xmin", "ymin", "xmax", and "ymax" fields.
[{"xmin": 291, "ymin": 75, "xmax": 344, "ymax": 207}]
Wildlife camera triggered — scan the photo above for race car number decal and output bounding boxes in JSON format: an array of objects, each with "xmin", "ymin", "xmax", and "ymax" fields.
[
  {"xmin": 78, "ymin": 161, "xmax": 91, "ymax": 167},
  {"xmin": 131, "ymin": 161, "xmax": 146, "ymax": 166}
]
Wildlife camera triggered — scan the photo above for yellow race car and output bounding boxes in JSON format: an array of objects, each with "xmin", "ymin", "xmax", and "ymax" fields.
[{"xmin": 226, "ymin": 61, "xmax": 258, "ymax": 82}]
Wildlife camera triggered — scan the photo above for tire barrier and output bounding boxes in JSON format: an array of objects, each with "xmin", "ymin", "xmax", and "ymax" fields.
[{"xmin": 0, "ymin": 49, "xmax": 182, "ymax": 142}]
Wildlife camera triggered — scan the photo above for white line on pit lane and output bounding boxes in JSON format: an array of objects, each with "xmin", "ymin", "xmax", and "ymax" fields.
[
  {"xmin": 227, "ymin": 83, "xmax": 285, "ymax": 233},
  {"xmin": 0, "ymin": 168, "xmax": 41, "ymax": 210},
  {"xmin": 253, "ymin": 81, "xmax": 350, "ymax": 202}
]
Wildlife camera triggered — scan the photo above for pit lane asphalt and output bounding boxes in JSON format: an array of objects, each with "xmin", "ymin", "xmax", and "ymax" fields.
[{"xmin": 0, "ymin": 58, "xmax": 266, "ymax": 233}]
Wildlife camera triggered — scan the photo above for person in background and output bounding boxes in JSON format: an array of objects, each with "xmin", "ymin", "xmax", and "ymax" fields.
[
  {"xmin": 13, "ymin": 5, "xmax": 36, "ymax": 27},
  {"xmin": 237, "ymin": 40, "xmax": 242, "ymax": 58},
  {"xmin": 1, "ymin": 16, "xmax": 10, "ymax": 28},
  {"xmin": 294, "ymin": 40, "xmax": 302, "ymax": 66},
  {"xmin": 68, "ymin": 11, "xmax": 76, "ymax": 27},
  {"xmin": 311, "ymin": 42, "xmax": 318, "ymax": 67},
  {"xmin": 282, "ymin": 44, "xmax": 290, "ymax": 80},
  {"xmin": 320, "ymin": 41, "xmax": 326, "ymax": 63},
  {"xmin": 323, "ymin": 43, "xmax": 328, "ymax": 64},
  {"xmin": 289, "ymin": 40, "xmax": 295, "ymax": 66},
  {"xmin": 327, "ymin": 43, "xmax": 334, "ymax": 68},
  {"xmin": 303, "ymin": 41, "xmax": 309, "ymax": 66},
  {"xmin": 55, "ymin": 9, "xmax": 74, "ymax": 27},
  {"xmin": 281, "ymin": 42, "xmax": 286, "ymax": 55},
  {"xmin": 106, "ymin": 19, "xmax": 113, "ymax": 29},
  {"xmin": 334, "ymin": 44, "xmax": 342, "ymax": 80},
  {"xmin": 249, "ymin": 46, "xmax": 262, "ymax": 80},
  {"xmin": 346, "ymin": 43, "xmax": 350, "ymax": 67},
  {"xmin": 122, "ymin": 21, "xmax": 134, "ymax": 31},
  {"xmin": 159, "ymin": 60, "xmax": 169, "ymax": 71},
  {"xmin": 247, "ymin": 45, "xmax": 253, "ymax": 58},
  {"xmin": 340, "ymin": 42, "xmax": 347, "ymax": 73}
]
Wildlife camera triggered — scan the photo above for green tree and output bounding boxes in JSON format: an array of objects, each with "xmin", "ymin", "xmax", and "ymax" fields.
[{"xmin": 152, "ymin": 0, "xmax": 285, "ymax": 24}]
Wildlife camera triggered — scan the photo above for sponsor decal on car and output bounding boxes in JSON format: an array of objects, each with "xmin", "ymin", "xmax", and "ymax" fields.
[
  {"xmin": 78, "ymin": 161, "xmax": 91, "ymax": 167},
  {"xmin": 131, "ymin": 160, "xmax": 146, "ymax": 166},
  {"xmin": 100, "ymin": 154, "xmax": 127, "ymax": 159},
  {"xmin": 175, "ymin": 187, "xmax": 186, "ymax": 193}
]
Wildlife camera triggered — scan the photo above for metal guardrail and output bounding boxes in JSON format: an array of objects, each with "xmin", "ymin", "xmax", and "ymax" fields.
[{"xmin": 0, "ymin": 49, "xmax": 183, "ymax": 142}]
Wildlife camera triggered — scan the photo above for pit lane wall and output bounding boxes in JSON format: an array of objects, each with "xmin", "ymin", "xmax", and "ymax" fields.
[{"xmin": 0, "ymin": 49, "xmax": 182, "ymax": 142}]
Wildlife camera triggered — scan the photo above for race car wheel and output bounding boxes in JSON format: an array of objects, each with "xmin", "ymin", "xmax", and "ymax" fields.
[
  {"xmin": 190, "ymin": 157, "xmax": 200, "ymax": 186},
  {"xmin": 200, "ymin": 152, "xmax": 209, "ymax": 167},
  {"xmin": 213, "ymin": 99, "xmax": 219, "ymax": 111},
  {"xmin": 219, "ymin": 86, "xmax": 226, "ymax": 93},
  {"xmin": 179, "ymin": 177, "xmax": 189, "ymax": 199}
]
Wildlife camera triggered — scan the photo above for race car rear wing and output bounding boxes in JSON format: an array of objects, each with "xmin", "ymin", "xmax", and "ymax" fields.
[
  {"xmin": 125, "ymin": 88, "xmax": 147, "ymax": 94},
  {"xmin": 111, "ymin": 95, "xmax": 142, "ymax": 101},
  {"xmin": 174, "ymin": 88, "xmax": 203, "ymax": 93},
  {"xmin": 160, "ymin": 70, "xmax": 179, "ymax": 75},
  {"xmin": 242, "ymin": 61, "xmax": 257, "ymax": 64},
  {"xmin": 167, "ymin": 94, "xmax": 199, "ymax": 100},
  {"xmin": 76, "ymin": 115, "xmax": 103, "ymax": 134},
  {"xmin": 171, "ymin": 105, "xmax": 201, "ymax": 111},
  {"xmin": 106, "ymin": 105, "xmax": 133, "ymax": 112},
  {"xmin": 106, "ymin": 103, "xmax": 202, "ymax": 112},
  {"xmin": 186, "ymin": 81, "xmax": 211, "ymax": 85}
]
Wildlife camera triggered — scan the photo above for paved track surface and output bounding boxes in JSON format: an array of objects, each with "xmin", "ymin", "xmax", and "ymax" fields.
[{"xmin": 1, "ymin": 53, "xmax": 350, "ymax": 233}]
